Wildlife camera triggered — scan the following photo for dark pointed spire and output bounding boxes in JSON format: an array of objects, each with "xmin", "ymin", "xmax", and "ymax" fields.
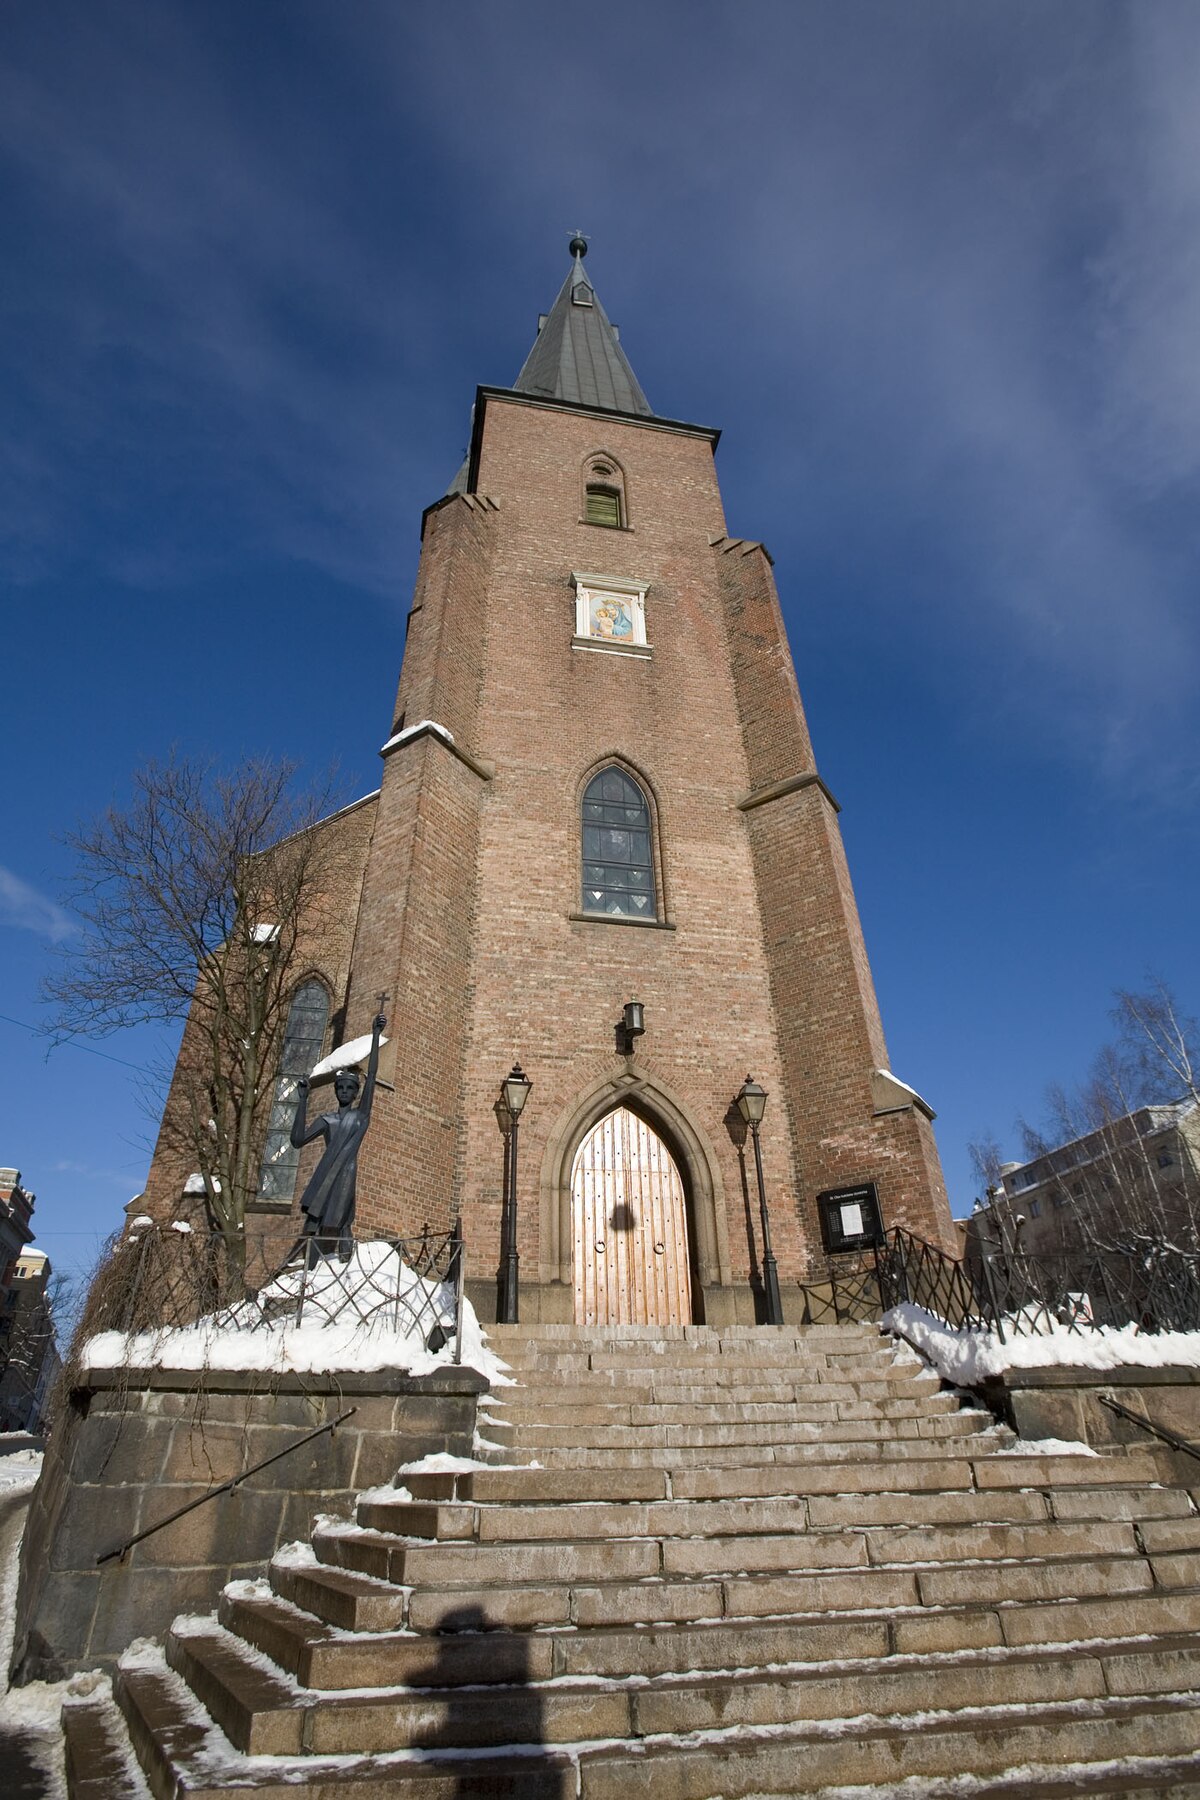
[{"xmin": 513, "ymin": 235, "xmax": 652, "ymax": 417}]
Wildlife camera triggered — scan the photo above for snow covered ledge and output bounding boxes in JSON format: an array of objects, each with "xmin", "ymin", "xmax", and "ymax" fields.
[
  {"xmin": 883, "ymin": 1301, "xmax": 1200, "ymax": 1465},
  {"xmin": 871, "ymin": 1068, "xmax": 936, "ymax": 1120},
  {"xmin": 378, "ymin": 718, "xmax": 495, "ymax": 782}
]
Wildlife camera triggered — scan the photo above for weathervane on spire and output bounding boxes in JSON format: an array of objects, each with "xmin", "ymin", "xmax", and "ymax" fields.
[{"xmin": 569, "ymin": 230, "xmax": 588, "ymax": 258}]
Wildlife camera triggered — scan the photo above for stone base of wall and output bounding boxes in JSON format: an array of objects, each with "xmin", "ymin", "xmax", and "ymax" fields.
[
  {"xmin": 980, "ymin": 1365, "xmax": 1200, "ymax": 1482},
  {"xmin": 12, "ymin": 1363, "xmax": 485, "ymax": 1684}
]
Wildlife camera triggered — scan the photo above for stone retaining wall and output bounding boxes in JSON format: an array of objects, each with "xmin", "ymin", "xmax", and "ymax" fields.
[
  {"xmin": 12, "ymin": 1363, "xmax": 485, "ymax": 1683},
  {"xmin": 981, "ymin": 1363, "xmax": 1200, "ymax": 1477}
]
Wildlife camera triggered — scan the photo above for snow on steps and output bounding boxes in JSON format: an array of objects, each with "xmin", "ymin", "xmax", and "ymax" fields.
[{"xmin": 66, "ymin": 1320, "xmax": 1200, "ymax": 1797}]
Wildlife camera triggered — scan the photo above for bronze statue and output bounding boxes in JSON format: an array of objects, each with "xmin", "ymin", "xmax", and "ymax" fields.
[{"xmin": 290, "ymin": 1013, "xmax": 386, "ymax": 1261}]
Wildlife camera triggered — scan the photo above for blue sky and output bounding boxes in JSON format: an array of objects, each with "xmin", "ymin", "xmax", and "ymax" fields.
[{"xmin": 3, "ymin": 2, "xmax": 1199, "ymax": 1291}]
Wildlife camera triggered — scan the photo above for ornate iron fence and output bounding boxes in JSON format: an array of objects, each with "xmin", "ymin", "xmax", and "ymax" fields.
[
  {"xmin": 798, "ymin": 1251, "xmax": 882, "ymax": 1325},
  {"xmin": 83, "ymin": 1220, "xmax": 467, "ymax": 1362},
  {"xmin": 874, "ymin": 1225, "xmax": 1200, "ymax": 1343},
  {"xmin": 874, "ymin": 1228, "xmax": 993, "ymax": 1332}
]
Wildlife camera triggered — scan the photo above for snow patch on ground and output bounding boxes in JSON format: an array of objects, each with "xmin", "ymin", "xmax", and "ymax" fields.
[
  {"xmin": 355, "ymin": 1483, "xmax": 414, "ymax": 1505},
  {"xmin": 883, "ymin": 1301, "xmax": 1200, "ymax": 1385},
  {"xmin": 0, "ymin": 1448, "xmax": 43, "ymax": 1491},
  {"xmin": 0, "ymin": 1451, "xmax": 68, "ymax": 1797},
  {"xmin": 392, "ymin": 1451, "xmax": 541, "ymax": 1476},
  {"xmin": 79, "ymin": 1241, "xmax": 509, "ymax": 1385},
  {"xmin": 993, "ymin": 1437, "xmax": 1099, "ymax": 1457}
]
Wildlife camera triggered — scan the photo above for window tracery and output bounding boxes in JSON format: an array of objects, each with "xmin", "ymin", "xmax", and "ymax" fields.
[
  {"xmin": 257, "ymin": 979, "xmax": 329, "ymax": 1203},
  {"xmin": 581, "ymin": 767, "xmax": 657, "ymax": 919}
]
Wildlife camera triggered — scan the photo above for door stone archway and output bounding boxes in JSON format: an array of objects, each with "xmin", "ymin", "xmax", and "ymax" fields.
[
  {"xmin": 538, "ymin": 1068, "xmax": 732, "ymax": 1322},
  {"xmin": 571, "ymin": 1106, "xmax": 692, "ymax": 1325}
]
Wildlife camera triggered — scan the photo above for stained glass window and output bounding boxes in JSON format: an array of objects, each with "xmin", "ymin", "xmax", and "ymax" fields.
[
  {"xmin": 258, "ymin": 980, "xmax": 328, "ymax": 1202},
  {"xmin": 581, "ymin": 768, "xmax": 656, "ymax": 919}
]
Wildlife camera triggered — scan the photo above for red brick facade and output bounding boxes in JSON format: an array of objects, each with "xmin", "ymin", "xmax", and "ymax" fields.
[{"xmin": 145, "ymin": 373, "xmax": 955, "ymax": 1318}]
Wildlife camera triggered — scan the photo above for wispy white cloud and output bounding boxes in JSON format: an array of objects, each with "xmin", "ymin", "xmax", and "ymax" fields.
[
  {"xmin": 2, "ymin": 2, "xmax": 1198, "ymax": 800},
  {"xmin": 0, "ymin": 866, "xmax": 76, "ymax": 943}
]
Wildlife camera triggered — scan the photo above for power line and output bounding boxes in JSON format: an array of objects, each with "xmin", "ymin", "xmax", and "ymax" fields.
[{"xmin": 0, "ymin": 1011, "xmax": 147, "ymax": 1073}]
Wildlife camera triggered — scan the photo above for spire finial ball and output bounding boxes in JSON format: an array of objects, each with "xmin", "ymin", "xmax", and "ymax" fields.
[{"xmin": 569, "ymin": 232, "xmax": 588, "ymax": 259}]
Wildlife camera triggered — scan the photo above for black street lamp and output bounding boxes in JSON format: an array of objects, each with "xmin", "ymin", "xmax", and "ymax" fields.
[
  {"xmin": 497, "ymin": 1063, "xmax": 531, "ymax": 1324},
  {"xmin": 736, "ymin": 1075, "xmax": 784, "ymax": 1327}
]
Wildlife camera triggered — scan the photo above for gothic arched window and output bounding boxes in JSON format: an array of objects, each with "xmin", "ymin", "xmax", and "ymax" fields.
[
  {"xmin": 581, "ymin": 767, "xmax": 656, "ymax": 919},
  {"xmin": 257, "ymin": 979, "xmax": 329, "ymax": 1203}
]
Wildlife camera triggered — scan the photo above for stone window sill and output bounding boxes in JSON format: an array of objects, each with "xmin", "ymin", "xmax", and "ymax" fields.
[
  {"xmin": 571, "ymin": 636, "xmax": 652, "ymax": 660},
  {"xmin": 569, "ymin": 910, "xmax": 676, "ymax": 931}
]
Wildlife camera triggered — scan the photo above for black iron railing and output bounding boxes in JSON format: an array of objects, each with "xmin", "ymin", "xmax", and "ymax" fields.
[
  {"xmin": 798, "ymin": 1252, "xmax": 883, "ymax": 1326},
  {"xmin": 84, "ymin": 1221, "xmax": 468, "ymax": 1362},
  {"xmin": 874, "ymin": 1228, "xmax": 994, "ymax": 1333},
  {"xmin": 1096, "ymin": 1393, "xmax": 1200, "ymax": 1465},
  {"xmin": 873, "ymin": 1225, "xmax": 1200, "ymax": 1343}
]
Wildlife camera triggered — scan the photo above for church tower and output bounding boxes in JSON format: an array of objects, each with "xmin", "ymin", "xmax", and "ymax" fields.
[
  {"xmin": 147, "ymin": 238, "xmax": 956, "ymax": 1324},
  {"xmin": 339, "ymin": 236, "xmax": 954, "ymax": 1322}
]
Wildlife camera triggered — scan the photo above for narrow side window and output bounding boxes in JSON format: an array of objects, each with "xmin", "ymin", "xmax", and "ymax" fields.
[{"xmin": 258, "ymin": 980, "xmax": 328, "ymax": 1202}]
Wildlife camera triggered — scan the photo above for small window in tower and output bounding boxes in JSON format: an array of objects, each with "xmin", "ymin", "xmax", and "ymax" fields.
[
  {"xmin": 573, "ymin": 282, "xmax": 594, "ymax": 307},
  {"xmin": 581, "ymin": 768, "xmax": 656, "ymax": 919},
  {"xmin": 586, "ymin": 485, "xmax": 622, "ymax": 528}
]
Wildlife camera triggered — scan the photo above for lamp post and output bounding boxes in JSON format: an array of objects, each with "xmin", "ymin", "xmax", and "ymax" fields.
[
  {"xmin": 497, "ymin": 1063, "xmax": 531, "ymax": 1324},
  {"xmin": 736, "ymin": 1075, "xmax": 784, "ymax": 1327}
]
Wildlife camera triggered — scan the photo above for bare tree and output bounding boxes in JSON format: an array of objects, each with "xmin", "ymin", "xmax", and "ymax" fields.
[
  {"xmin": 1113, "ymin": 979, "xmax": 1200, "ymax": 1111},
  {"xmin": 45, "ymin": 755, "xmax": 347, "ymax": 1277},
  {"xmin": 1009, "ymin": 980, "xmax": 1200, "ymax": 1260}
]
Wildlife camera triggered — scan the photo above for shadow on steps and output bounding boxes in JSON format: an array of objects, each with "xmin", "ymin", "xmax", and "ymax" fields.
[{"xmin": 410, "ymin": 1603, "xmax": 568, "ymax": 1798}]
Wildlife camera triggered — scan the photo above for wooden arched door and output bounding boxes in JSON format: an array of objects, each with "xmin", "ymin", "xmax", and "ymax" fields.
[{"xmin": 571, "ymin": 1106, "xmax": 692, "ymax": 1325}]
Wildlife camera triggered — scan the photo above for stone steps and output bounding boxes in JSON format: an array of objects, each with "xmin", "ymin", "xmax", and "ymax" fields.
[
  {"xmin": 479, "ymin": 1426, "xmax": 1009, "ymax": 1469},
  {"xmin": 109, "ymin": 1652, "xmax": 1200, "ymax": 1798},
  {"xmin": 76, "ymin": 1321, "xmax": 1200, "ymax": 1796},
  {"xmin": 165, "ymin": 1613, "xmax": 1200, "ymax": 1758},
  {"xmin": 481, "ymin": 1408, "xmax": 989, "ymax": 1447},
  {"xmin": 355, "ymin": 1480, "xmax": 1194, "ymax": 1544},
  {"xmin": 489, "ymin": 1391, "xmax": 963, "ymax": 1422},
  {"xmin": 62, "ymin": 1679, "xmax": 152, "ymax": 1799},
  {"xmin": 220, "ymin": 1580, "xmax": 1200, "ymax": 1689}
]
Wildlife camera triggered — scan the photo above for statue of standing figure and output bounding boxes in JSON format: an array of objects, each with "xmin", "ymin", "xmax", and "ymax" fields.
[{"xmin": 290, "ymin": 1012, "xmax": 386, "ymax": 1262}]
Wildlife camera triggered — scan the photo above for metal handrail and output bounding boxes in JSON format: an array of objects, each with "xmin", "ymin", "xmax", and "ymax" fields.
[
  {"xmin": 1097, "ymin": 1392, "xmax": 1200, "ymax": 1465},
  {"xmin": 95, "ymin": 1406, "xmax": 358, "ymax": 1566}
]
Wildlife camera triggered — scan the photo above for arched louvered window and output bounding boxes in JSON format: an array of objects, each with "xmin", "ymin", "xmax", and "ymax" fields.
[
  {"xmin": 582, "ymin": 768, "xmax": 656, "ymax": 919},
  {"xmin": 582, "ymin": 455, "xmax": 628, "ymax": 528},
  {"xmin": 258, "ymin": 980, "xmax": 328, "ymax": 1202},
  {"xmin": 585, "ymin": 485, "xmax": 622, "ymax": 528}
]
